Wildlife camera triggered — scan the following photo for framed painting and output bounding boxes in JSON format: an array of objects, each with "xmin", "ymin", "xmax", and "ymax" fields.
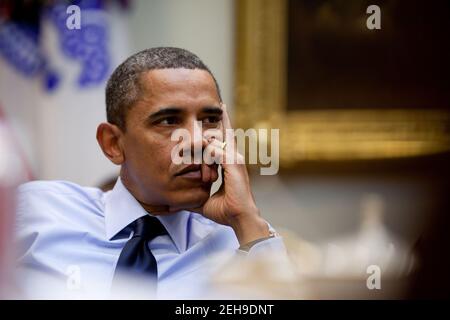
[{"xmin": 234, "ymin": 0, "xmax": 450, "ymax": 168}]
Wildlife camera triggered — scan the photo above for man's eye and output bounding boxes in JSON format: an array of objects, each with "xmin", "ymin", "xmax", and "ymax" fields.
[
  {"xmin": 158, "ymin": 117, "xmax": 180, "ymax": 125},
  {"xmin": 202, "ymin": 116, "xmax": 221, "ymax": 124}
]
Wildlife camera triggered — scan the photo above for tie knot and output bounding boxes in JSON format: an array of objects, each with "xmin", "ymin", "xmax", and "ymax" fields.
[{"xmin": 133, "ymin": 215, "xmax": 167, "ymax": 240}]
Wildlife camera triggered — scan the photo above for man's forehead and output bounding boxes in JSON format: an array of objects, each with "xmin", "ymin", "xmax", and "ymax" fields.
[
  {"xmin": 132, "ymin": 68, "xmax": 220, "ymax": 115},
  {"xmin": 140, "ymin": 68, "xmax": 218, "ymax": 94}
]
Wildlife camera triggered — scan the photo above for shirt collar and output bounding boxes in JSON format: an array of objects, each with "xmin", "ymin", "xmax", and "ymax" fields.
[{"xmin": 104, "ymin": 177, "xmax": 190, "ymax": 253}]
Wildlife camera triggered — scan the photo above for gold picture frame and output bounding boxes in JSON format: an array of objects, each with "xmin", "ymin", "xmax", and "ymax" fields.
[{"xmin": 234, "ymin": 0, "xmax": 450, "ymax": 168}]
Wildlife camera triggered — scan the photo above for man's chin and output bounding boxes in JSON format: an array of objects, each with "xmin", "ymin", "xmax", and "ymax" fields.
[{"xmin": 169, "ymin": 188, "xmax": 211, "ymax": 212}]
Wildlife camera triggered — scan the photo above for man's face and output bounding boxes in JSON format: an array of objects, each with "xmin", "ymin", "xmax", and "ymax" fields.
[{"xmin": 121, "ymin": 68, "xmax": 223, "ymax": 210}]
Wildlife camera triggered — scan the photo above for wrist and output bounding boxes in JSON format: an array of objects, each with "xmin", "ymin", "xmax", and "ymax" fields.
[{"xmin": 229, "ymin": 213, "xmax": 270, "ymax": 246}]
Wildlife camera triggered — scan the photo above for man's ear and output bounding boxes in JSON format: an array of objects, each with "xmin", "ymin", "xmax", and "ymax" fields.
[{"xmin": 96, "ymin": 122, "xmax": 125, "ymax": 165}]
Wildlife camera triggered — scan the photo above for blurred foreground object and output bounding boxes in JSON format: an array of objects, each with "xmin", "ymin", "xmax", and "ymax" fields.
[
  {"xmin": 210, "ymin": 194, "xmax": 415, "ymax": 299},
  {"xmin": 320, "ymin": 194, "xmax": 413, "ymax": 275},
  {"xmin": 407, "ymin": 162, "xmax": 450, "ymax": 299},
  {"xmin": 0, "ymin": 120, "xmax": 27, "ymax": 298}
]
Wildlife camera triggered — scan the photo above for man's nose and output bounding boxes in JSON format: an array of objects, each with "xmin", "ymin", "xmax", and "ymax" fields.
[{"xmin": 188, "ymin": 120, "xmax": 207, "ymax": 162}]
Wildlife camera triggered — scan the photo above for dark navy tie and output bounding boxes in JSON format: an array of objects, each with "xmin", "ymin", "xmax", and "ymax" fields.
[{"xmin": 114, "ymin": 215, "xmax": 167, "ymax": 282}]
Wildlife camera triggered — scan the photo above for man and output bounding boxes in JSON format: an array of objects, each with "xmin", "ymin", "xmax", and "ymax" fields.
[{"xmin": 15, "ymin": 47, "xmax": 285, "ymax": 299}]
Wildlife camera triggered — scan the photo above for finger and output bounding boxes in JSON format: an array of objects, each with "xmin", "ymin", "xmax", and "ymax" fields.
[
  {"xmin": 208, "ymin": 138, "xmax": 246, "ymax": 166},
  {"xmin": 204, "ymin": 142, "xmax": 226, "ymax": 165},
  {"xmin": 221, "ymin": 103, "xmax": 233, "ymax": 131},
  {"xmin": 203, "ymin": 128, "xmax": 223, "ymax": 143},
  {"xmin": 201, "ymin": 163, "xmax": 211, "ymax": 183},
  {"xmin": 220, "ymin": 103, "xmax": 238, "ymax": 156},
  {"xmin": 201, "ymin": 136, "xmax": 212, "ymax": 183},
  {"xmin": 203, "ymin": 138, "xmax": 221, "ymax": 183},
  {"xmin": 206, "ymin": 138, "xmax": 245, "ymax": 168},
  {"xmin": 209, "ymin": 164, "xmax": 219, "ymax": 183},
  {"xmin": 203, "ymin": 139, "xmax": 225, "ymax": 164},
  {"xmin": 208, "ymin": 138, "xmax": 225, "ymax": 149}
]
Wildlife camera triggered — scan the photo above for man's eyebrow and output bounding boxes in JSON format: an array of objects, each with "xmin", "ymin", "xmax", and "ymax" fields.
[
  {"xmin": 201, "ymin": 106, "xmax": 223, "ymax": 115},
  {"xmin": 146, "ymin": 106, "xmax": 222, "ymax": 123},
  {"xmin": 147, "ymin": 107, "xmax": 183, "ymax": 121}
]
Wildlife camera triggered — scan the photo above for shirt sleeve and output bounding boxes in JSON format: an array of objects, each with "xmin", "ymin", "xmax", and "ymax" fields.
[
  {"xmin": 243, "ymin": 235, "xmax": 287, "ymax": 255},
  {"xmin": 236, "ymin": 221, "xmax": 288, "ymax": 256}
]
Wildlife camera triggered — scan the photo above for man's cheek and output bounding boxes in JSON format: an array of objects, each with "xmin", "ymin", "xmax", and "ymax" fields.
[{"xmin": 157, "ymin": 151, "xmax": 177, "ymax": 183}]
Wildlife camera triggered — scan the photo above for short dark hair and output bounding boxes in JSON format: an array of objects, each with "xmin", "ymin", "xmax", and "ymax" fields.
[{"xmin": 105, "ymin": 47, "xmax": 222, "ymax": 130}]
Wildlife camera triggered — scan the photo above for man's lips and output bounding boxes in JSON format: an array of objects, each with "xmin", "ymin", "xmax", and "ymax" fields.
[{"xmin": 175, "ymin": 164, "xmax": 202, "ymax": 179}]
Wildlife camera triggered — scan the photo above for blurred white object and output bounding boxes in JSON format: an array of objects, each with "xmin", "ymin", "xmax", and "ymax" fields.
[
  {"xmin": 0, "ymin": 121, "xmax": 27, "ymax": 298},
  {"xmin": 299, "ymin": 193, "xmax": 415, "ymax": 299},
  {"xmin": 208, "ymin": 193, "xmax": 416, "ymax": 299},
  {"xmin": 321, "ymin": 193, "xmax": 415, "ymax": 278},
  {"xmin": 209, "ymin": 247, "xmax": 302, "ymax": 299}
]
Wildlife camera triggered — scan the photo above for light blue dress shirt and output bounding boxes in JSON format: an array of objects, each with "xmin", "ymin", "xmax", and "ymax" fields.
[{"xmin": 14, "ymin": 178, "xmax": 285, "ymax": 299}]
